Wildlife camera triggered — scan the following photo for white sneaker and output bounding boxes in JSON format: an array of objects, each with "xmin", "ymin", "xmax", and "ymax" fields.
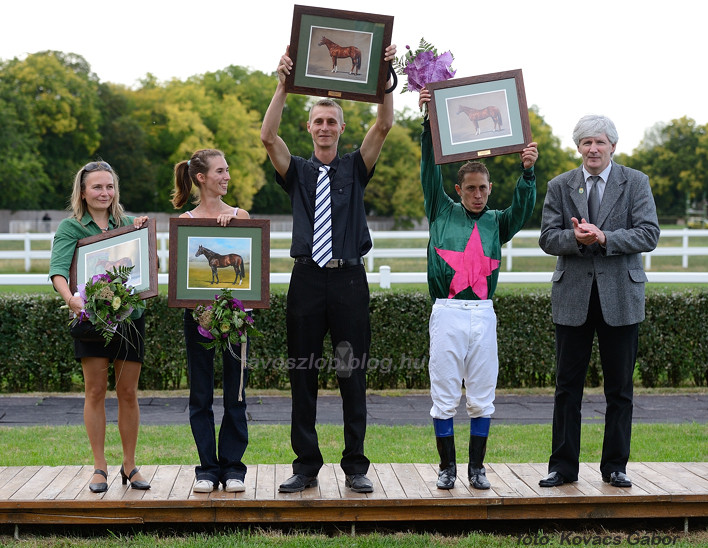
[
  {"xmin": 193, "ymin": 479, "xmax": 215, "ymax": 493},
  {"xmin": 225, "ymin": 478, "xmax": 245, "ymax": 492}
]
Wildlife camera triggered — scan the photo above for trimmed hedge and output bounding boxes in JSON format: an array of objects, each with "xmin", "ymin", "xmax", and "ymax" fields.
[{"xmin": 0, "ymin": 291, "xmax": 705, "ymax": 393}]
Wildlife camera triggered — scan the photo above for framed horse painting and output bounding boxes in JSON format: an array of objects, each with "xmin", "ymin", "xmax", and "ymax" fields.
[
  {"xmin": 285, "ymin": 5, "xmax": 394, "ymax": 103},
  {"xmin": 427, "ymin": 69, "xmax": 532, "ymax": 164},
  {"xmin": 167, "ymin": 218, "xmax": 270, "ymax": 309},
  {"xmin": 69, "ymin": 218, "xmax": 158, "ymax": 299}
]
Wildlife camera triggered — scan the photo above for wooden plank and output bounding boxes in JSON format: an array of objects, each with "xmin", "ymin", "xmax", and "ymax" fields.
[
  {"xmin": 239, "ymin": 464, "xmax": 257, "ymax": 501},
  {"xmin": 683, "ymin": 462, "xmax": 708, "ymax": 477},
  {"xmin": 626, "ymin": 462, "xmax": 673, "ymax": 496},
  {"xmin": 35, "ymin": 466, "xmax": 83, "ymax": 501},
  {"xmin": 0, "ymin": 467, "xmax": 18, "ymax": 490},
  {"xmin": 678, "ymin": 462, "xmax": 708, "ymax": 489},
  {"xmin": 485, "ymin": 463, "xmax": 524, "ymax": 498},
  {"xmin": 507, "ymin": 463, "xmax": 584, "ymax": 498},
  {"xmin": 372, "ymin": 462, "xmax": 405, "ymax": 499},
  {"xmin": 414, "ymin": 463, "xmax": 451, "ymax": 498},
  {"xmin": 316, "ymin": 463, "xmax": 341, "ymax": 500},
  {"xmin": 167, "ymin": 465, "xmax": 195, "ymax": 500},
  {"xmin": 54, "ymin": 465, "xmax": 94, "ymax": 500},
  {"xmin": 490, "ymin": 463, "xmax": 540, "ymax": 498},
  {"xmin": 254, "ymin": 464, "xmax": 275, "ymax": 500},
  {"xmin": 573, "ymin": 463, "xmax": 612, "ymax": 496},
  {"xmin": 390, "ymin": 463, "xmax": 428, "ymax": 499},
  {"xmin": 653, "ymin": 462, "xmax": 708, "ymax": 493},
  {"xmin": 10, "ymin": 466, "xmax": 63, "ymax": 500},
  {"xmin": 361, "ymin": 464, "xmax": 387, "ymax": 500},
  {"xmin": 633, "ymin": 462, "xmax": 693, "ymax": 495},
  {"xmin": 141, "ymin": 465, "xmax": 180, "ymax": 501},
  {"xmin": 0, "ymin": 462, "xmax": 706, "ymax": 527},
  {"xmin": 0, "ymin": 466, "xmax": 41, "ymax": 500}
]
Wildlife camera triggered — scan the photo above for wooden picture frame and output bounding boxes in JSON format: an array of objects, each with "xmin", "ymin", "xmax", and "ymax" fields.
[
  {"xmin": 69, "ymin": 218, "xmax": 158, "ymax": 299},
  {"xmin": 167, "ymin": 218, "xmax": 270, "ymax": 309},
  {"xmin": 427, "ymin": 69, "xmax": 532, "ymax": 164},
  {"xmin": 285, "ymin": 4, "xmax": 394, "ymax": 104}
]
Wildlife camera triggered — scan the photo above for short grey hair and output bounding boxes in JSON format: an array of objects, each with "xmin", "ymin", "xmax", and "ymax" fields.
[{"xmin": 572, "ymin": 115, "xmax": 619, "ymax": 146}]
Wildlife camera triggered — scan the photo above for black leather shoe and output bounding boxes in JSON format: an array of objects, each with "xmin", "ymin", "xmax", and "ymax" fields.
[
  {"xmin": 539, "ymin": 471, "xmax": 567, "ymax": 487},
  {"xmin": 89, "ymin": 469, "xmax": 108, "ymax": 493},
  {"xmin": 120, "ymin": 465, "xmax": 151, "ymax": 490},
  {"xmin": 345, "ymin": 473, "xmax": 373, "ymax": 493},
  {"xmin": 278, "ymin": 474, "xmax": 318, "ymax": 493},
  {"xmin": 603, "ymin": 471, "xmax": 632, "ymax": 488}
]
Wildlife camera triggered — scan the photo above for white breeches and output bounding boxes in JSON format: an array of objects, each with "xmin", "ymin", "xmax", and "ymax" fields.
[{"xmin": 428, "ymin": 298, "xmax": 498, "ymax": 420}]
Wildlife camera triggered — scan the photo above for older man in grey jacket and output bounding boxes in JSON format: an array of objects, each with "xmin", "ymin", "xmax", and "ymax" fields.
[{"xmin": 538, "ymin": 115, "xmax": 660, "ymax": 489}]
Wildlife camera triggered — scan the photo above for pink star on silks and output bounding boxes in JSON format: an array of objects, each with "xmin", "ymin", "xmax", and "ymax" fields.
[{"xmin": 435, "ymin": 224, "xmax": 500, "ymax": 299}]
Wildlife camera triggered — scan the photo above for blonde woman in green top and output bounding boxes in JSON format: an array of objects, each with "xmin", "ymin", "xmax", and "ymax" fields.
[{"xmin": 49, "ymin": 161, "xmax": 151, "ymax": 493}]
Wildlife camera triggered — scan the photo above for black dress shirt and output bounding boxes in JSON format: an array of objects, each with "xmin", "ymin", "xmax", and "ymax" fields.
[{"xmin": 276, "ymin": 149, "xmax": 375, "ymax": 260}]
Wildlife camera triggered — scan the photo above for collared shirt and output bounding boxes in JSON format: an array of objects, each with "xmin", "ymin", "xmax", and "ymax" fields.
[
  {"xmin": 582, "ymin": 163, "xmax": 612, "ymax": 202},
  {"xmin": 48, "ymin": 212, "xmax": 128, "ymax": 281},
  {"xmin": 276, "ymin": 150, "xmax": 374, "ymax": 259}
]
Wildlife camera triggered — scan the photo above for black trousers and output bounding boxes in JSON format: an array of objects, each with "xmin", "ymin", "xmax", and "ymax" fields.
[
  {"xmin": 184, "ymin": 311, "xmax": 248, "ymax": 485},
  {"xmin": 549, "ymin": 282, "xmax": 638, "ymax": 481},
  {"xmin": 286, "ymin": 260, "xmax": 371, "ymax": 477}
]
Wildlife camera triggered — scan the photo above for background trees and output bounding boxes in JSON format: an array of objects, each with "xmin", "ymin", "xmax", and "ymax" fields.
[{"xmin": 1, "ymin": 50, "xmax": 706, "ymax": 224}]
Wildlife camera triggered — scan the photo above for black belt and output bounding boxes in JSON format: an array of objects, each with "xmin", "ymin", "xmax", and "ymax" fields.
[{"xmin": 294, "ymin": 257, "xmax": 363, "ymax": 269}]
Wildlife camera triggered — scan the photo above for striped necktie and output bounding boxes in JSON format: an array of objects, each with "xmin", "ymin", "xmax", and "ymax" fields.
[
  {"xmin": 312, "ymin": 165, "xmax": 332, "ymax": 267},
  {"xmin": 587, "ymin": 175, "xmax": 601, "ymax": 225}
]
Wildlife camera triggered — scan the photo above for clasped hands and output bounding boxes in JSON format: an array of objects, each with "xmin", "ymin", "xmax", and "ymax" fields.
[{"xmin": 572, "ymin": 217, "xmax": 606, "ymax": 246}]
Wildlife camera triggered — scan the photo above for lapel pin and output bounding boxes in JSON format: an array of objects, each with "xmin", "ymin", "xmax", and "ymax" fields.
[{"xmin": 579, "ymin": 187, "xmax": 584, "ymax": 194}]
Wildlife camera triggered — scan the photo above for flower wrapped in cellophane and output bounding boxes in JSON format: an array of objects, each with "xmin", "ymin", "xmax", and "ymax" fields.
[
  {"xmin": 69, "ymin": 265, "xmax": 145, "ymax": 345},
  {"xmin": 393, "ymin": 38, "xmax": 456, "ymax": 94}
]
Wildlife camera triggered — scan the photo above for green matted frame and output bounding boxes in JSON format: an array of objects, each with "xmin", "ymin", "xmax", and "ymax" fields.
[
  {"xmin": 427, "ymin": 69, "xmax": 532, "ymax": 164},
  {"xmin": 69, "ymin": 219, "xmax": 158, "ymax": 299},
  {"xmin": 167, "ymin": 218, "xmax": 270, "ymax": 309},
  {"xmin": 285, "ymin": 4, "xmax": 393, "ymax": 104}
]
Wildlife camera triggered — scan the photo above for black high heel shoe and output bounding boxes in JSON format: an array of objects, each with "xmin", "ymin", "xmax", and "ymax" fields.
[
  {"xmin": 120, "ymin": 465, "xmax": 151, "ymax": 490},
  {"xmin": 89, "ymin": 469, "xmax": 108, "ymax": 493}
]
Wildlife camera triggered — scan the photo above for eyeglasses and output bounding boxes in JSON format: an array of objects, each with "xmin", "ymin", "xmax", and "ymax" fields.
[{"xmin": 83, "ymin": 161, "xmax": 112, "ymax": 172}]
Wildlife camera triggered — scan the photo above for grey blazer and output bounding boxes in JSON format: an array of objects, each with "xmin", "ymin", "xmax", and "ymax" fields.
[{"xmin": 539, "ymin": 163, "xmax": 660, "ymax": 327}]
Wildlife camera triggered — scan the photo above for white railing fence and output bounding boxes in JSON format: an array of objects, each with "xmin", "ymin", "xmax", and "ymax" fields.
[{"xmin": 1, "ymin": 229, "xmax": 707, "ymax": 286}]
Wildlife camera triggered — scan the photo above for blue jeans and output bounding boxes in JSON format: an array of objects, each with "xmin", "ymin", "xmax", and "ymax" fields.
[{"xmin": 183, "ymin": 310, "xmax": 248, "ymax": 485}]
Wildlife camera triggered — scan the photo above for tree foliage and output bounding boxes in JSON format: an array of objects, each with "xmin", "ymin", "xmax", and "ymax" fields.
[
  {"xmin": 623, "ymin": 117, "xmax": 708, "ymax": 218},
  {"xmin": 1, "ymin": 50, "xmax": 706, "ymax": 222}
]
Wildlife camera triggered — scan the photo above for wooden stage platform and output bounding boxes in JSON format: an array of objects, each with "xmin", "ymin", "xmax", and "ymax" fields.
[{"xmin": 1, "ymin": 462, "xmax": 706, "ymax": 527}]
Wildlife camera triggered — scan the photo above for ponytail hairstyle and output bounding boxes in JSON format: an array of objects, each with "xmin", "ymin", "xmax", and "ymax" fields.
[
  {"xmin": 171, "ymin": 149, "xmax": 226, "ymax": 209},
  {"xmin": 70, "ymin": 160, "xmax": 126, "ymax": 226}
]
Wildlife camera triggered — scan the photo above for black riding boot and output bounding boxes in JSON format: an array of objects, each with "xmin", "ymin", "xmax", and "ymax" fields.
[
  {"xmin": 435, "ymin": 436, "xmax": 456, "ymax": 490},
  {"xmin": 468, "ymin": 435, "xmax": 491, "ymax": 490}
]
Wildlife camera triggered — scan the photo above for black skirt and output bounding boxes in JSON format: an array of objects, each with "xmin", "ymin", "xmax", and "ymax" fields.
[{"xmin": 73, "ymin": 315, "xmax": 146, "ymax": 363}]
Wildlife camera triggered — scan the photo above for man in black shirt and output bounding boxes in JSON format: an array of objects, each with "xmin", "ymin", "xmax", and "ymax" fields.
[{"xmin": 261, "ymin": 43, "xmax": 396, "ymax": 493}]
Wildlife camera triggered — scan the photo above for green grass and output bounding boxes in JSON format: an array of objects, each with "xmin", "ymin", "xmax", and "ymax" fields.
[{"xmin": 1, "ymin": 422, "xmax": 706, "ymax": 468}]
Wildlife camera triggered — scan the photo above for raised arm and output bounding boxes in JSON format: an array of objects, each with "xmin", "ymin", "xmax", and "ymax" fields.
[
  {"xmin": 359, "ymin": 44, "xmax": 397, "ymax": 173},
  {"xmin": 260, "ymin": 47, "xmax": 293, "ymax": 179}
]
